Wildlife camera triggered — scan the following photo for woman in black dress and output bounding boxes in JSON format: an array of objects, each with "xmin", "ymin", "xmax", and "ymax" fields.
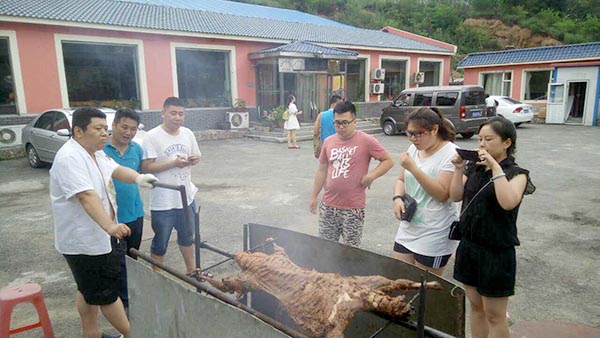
[{"xmin": 449, "ymin": 116, "xmax": 535, "ymax": 338}]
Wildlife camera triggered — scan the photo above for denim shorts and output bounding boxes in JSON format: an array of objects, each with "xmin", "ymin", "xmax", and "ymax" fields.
[{"xmin": 150, "ymin": 201, "xmax": 196, "ymax": 256}]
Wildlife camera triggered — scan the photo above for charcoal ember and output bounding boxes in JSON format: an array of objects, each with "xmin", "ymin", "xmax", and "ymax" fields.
[{"xmin": 202, "ymin": 243, "xmax": 442, "ymax": 338}]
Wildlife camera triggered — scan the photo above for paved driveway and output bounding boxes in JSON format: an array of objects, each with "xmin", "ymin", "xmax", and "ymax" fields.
[{"xmin": 0, "ymin": 123, "xmax": 599, "ymax": 337}]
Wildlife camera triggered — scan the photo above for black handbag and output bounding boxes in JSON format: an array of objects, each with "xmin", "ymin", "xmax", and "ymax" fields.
[
  {"xmin": 448, "ymin": 179, "xmax": 494, "ymax": 240},
  {"xmin": 400, "ymin": 194, "xmax": 417, "ymax": 222}
]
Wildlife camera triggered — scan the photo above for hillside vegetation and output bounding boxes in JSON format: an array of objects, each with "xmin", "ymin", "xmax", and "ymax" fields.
[{"xmin": 243, "ymin": 0, "xmax": 600, "ymax": 67}]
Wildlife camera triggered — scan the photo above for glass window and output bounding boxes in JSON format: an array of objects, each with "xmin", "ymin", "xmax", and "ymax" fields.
[
  {"xmin": 0, "ymin": 37, "xmax": 17, "ymax": 115},
  {"xmin": 176, "ymin": 48, "xmax": 231, "ymax": 108},
  {"xmin": 382, "ymin": 60, "xmax": 407, "ymax": 100},
  {"xmin": 482, "ymin": 72, "xmax": 511, "ymax": 96},
  {"xmin": 346, "ymin": 59, "xmax": 365, "ymax": 102},
  {"xmin": 524, "ymin": 70, "xmax": 550, "ymax": 100},
  {"xmin": 436, "ymin": 92, "xmax": 458, "ymax": 106},
  {"xmin": 34, "ymin": 112, "xmax": 55, "ymax": 130},
  {"xmin": 464, "ymin": 91, "xmax": 485, "ymax": 105},
  {"xmin": 419, "ymin": 61, "xmax": 441, "ymax": 86},
  {"xmin": 62, "ymin": 42, "xmax": 140, "ymax": 109},
  {"xmin": 414, "ymin": 93, "xmax": 433, "ymax": 106},
  {"xmin": 53, "ymin": 112, "xmax": 70, "ymax": 131}
]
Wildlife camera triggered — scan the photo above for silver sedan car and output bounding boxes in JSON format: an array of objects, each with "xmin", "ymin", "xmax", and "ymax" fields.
[{"xmin": 21, "ymin": 108, "xmax": 144, "ymax": 168}]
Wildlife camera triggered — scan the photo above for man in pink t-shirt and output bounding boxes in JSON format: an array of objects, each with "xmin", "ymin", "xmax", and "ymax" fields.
[{"xmin": 309, "ymin": 101, "xmax": 394, "ymax": 247}]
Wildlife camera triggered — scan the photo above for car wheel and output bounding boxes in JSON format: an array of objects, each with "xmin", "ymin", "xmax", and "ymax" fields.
[
  {"xmin": 514, "ymin": 123, "xmax": 522, "ymax": 127},
  {"xmin": 26, "ymin": 145, "xmax": 43, "ymax": 168},
  {"xmin": 383, "ymin": 121, "xmax": 396, "ymax": 136},
  {"xmin": 460, "ymin": 132, "xmax": 475, "ymax": 139}
]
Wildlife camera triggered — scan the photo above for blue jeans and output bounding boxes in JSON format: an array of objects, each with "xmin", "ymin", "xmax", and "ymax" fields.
[{"xmin": 150, "ymin": 201, "xmax": 196, "ymax": 256}]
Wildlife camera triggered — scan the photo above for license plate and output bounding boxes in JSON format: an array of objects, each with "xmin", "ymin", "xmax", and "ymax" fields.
[
  {"xmin": 471, "ymin": 110, "xmax": 482, "ymax": 117},
  {"xmin": 523, "ymin": 108, "xmax": 529, "ymax": 114}
]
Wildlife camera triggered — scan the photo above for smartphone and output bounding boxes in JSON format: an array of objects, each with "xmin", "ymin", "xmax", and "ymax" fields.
[{"xmin": 456, "ymin": 149, "xmax": 480, "ymax": 162}]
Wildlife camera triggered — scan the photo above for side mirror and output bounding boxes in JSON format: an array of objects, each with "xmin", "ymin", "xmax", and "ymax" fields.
[
  {"xmin": 138, "ymin": 123, "xmax": 145, "ymax": 131},
  {"xmin": 56, "ymin": 129, "xmax": 71, "ymax": 137}
]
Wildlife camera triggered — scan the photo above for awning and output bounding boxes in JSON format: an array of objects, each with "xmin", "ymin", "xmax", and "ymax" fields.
[{"xmin": 249, "ymin": 41, "xmax": 358, "ymax": 60}]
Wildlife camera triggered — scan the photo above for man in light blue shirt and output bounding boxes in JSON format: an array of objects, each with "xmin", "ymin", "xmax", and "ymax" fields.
[
  {"xmin": 103, "ymin": 108, "xmax": 145, "ymax": 312},
  {"xmin": 313, "ymin": 95, "xmax": 342, "ymax": 158}
]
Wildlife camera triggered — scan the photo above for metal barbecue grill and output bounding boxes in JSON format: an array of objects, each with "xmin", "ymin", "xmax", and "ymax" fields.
[{"xmin": 127, "ymin": 183, "xmax": 464, "ymax": 338}]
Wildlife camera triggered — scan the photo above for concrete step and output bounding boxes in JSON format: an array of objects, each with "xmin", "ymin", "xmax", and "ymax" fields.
[{"xmin": 245, "ymin": 119, "xmax": 382, "ymax": 143}]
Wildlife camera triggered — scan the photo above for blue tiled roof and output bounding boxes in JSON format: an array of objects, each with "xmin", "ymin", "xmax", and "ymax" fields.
[
  {"xmin": 250, "ymin": 41, "xmax": 358, "ymax": 58},
  {"xmin": 0, "ymin": 0, "xmax": 451, "ymax": 53},
  {"xmin": 458, "ymin": 42, "xmax": 600, "ymax": 68},
  {"xmin": 117, "ymin": 0, "xmax": 350, "ymax": 28}
]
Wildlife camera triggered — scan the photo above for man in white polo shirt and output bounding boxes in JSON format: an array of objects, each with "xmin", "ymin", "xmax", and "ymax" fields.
[{"xmin": 50, "ymin": 107, "xmax": 157, "ymax": 338}]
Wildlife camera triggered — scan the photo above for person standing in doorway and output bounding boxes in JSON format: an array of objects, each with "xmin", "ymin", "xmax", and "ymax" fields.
[
  {"xmin": 284, "ymin": 94, "xmax": 302, "ymax": 149},
  {"xmin": 103, "ymin": 108, "xmax": 145, "ymax": 313},
  {"xmin": 312, "ymin": 94, "xmax": 343, "ymax": 158},
  {"xmin": 50, "ymin": 107, "xmax": 157, "ymax": 338},
  {"xmin": 142, "ymin": 97, "xmax": 201, "ymax": 276},
  {"xmin": 309, "ymin": 101, "xmax": 394, "ymax": 247}
]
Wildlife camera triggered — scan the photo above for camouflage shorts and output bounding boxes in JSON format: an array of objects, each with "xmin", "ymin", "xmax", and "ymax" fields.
[{"xmin": 318, "ymin": 203, "xmax": 365, "ymax": 247}]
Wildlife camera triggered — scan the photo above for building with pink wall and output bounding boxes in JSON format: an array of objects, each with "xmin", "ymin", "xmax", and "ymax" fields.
[
  {"xmin": 0, "ymin": 0, "xmax": 456, "ymax": 128},
  {"xmin": 458, "ymin": 43, "xmax": 600, "ymax": 126}
]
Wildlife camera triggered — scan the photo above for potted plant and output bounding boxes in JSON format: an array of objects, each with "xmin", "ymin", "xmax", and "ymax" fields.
[
  {"xmin": 230, "ymin": 98, "xmax": 247, "ymax": 112},
  {"xmin": 265, "ymin": 105, "xmax": 285, "ymax": 128}
]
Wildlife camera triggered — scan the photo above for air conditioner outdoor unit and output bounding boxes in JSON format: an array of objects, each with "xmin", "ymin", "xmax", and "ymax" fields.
[
  {"xmin": 228, "ymin": 112, "xmax": 249, "ymax": 129},
  {"xmin": 413, "ymin": 72, "xmax": 425, "ymax": 84},
  {"xmin": 0, "ymin": 125, "xmax": 25, "ymax": 148},
  {"xmin": 370, "ymin": 83, "xmax": 385, "ymax": 95},
  {"xmin": 371, "ymin": 68, "xmax": 386, "ymax": 81}
]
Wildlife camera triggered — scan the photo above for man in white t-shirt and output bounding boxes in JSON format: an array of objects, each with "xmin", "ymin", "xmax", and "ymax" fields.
[
  {"xmin": 50, "ymin": 107, "xmax": 157, "ymax": 338},
  {"xmin": 142, "ymin": 97, "xmax": 201, "ymax": 275}
]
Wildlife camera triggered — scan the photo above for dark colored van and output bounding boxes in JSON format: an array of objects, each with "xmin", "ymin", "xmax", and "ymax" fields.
[{"xmin": 380, "ymin": 85, "xmax": 492, "ymax": 139}]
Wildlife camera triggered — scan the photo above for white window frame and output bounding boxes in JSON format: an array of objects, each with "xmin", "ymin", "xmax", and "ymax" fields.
[
  {"xmin": 521, "ymin": 67, "xmax": 552, "ymax": 101},
  {"xmin": 417, "ymin": 57, "xmax": 444, "ymax": 86},
  {"xmin": 54, "ymin": 34, "xmax": 149, "ymax": 109},
  {"xmin": 171, "ymin": 42, "xmax": 237, "ymax": 106},
  {"xmin": 479, "ymin": 70, "xmax": 513, "ymax": 96},
  {"xmin": 0, "ymin": 30, "xmax": 27, "ymax": 114},
  {"xmin": 379, "ymin": 55, "xmax": 411, "ymax": 97}
]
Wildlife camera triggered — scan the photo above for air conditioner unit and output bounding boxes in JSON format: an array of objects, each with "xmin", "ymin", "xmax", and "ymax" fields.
[
  {"xmin": 228, "ymin": 112, "xmax": 249, "ymax": 129},
  {"xmin": 371, "ymin": 68, "xmax": 385, "ymax": 81},
  {"xmin": 413, "ymin": 72, "xmax": 425, "ymax": 84},
  {"xmin": 370, "ymin": 83, "xmax": 385, "ymax": 95},
  {"xmin": 0, "ymin": 125, "xmax": 25, "ymax": 148}
]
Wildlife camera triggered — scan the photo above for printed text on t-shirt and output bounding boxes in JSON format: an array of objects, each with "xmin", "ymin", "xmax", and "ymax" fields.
[{"xmin": 330, "ymin": 146, "xmax": 358, "ymax": 179}]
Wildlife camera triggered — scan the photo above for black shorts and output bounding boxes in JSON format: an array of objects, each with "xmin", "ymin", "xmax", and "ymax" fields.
[
  {"xmin": 453, "ymin": 240, "xmax": 516, "ymax": 297},
  {"xmin": 393, "ymin": 242, "xmax": 451, "ymax": 269},
  {"xmin": 63, "ymin": 239, "xmax": 122, "ymax": 305}
]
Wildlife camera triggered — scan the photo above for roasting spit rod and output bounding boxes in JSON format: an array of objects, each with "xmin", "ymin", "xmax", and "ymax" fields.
[{"xmin": 202, "ymin": 237, "xmax": 278, "ymax": 272}]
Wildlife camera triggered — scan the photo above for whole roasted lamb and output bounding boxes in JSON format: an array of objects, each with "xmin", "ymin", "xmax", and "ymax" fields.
[{"xmin": 202, "ymin": 242, "xmax": 441, "ymax": 338}]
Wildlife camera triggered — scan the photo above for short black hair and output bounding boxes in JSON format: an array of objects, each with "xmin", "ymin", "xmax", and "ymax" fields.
[
  {"xmin": 329, "ymin": 94, "xmax": 343, "ymax": 106},
  {"xmin": 72, "ymin": 107, "xmax": 105, "ymax": 133},
  {"xmin": 333, "ymin": 100, "xmax": 356, "ymax": 117},
  {"xmin": 479, "ymin": 116, "xmax": 518, "ymax": 156},
  {"xmin": 114, "ymin": 108, "xmax": 140, "ymax": 126},
  {"xmin": 163, "ymin": 97, "xmax": 185, "ymax": 110}
]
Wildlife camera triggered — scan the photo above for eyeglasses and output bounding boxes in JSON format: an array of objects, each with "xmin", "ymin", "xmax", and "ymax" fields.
[
  {"xmin": 405, "ymin": 130, "xmax": 429, "ymax": 138},
  {"xmin": 334, "ymin": 119, "xmax": 356, "ymax": 127}
]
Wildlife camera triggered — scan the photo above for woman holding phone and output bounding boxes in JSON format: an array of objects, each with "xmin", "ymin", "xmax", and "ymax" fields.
[
  {"xmin": 449, "ymin": 116, "xmax": 534, "ymax": 338},
  {"xmin": 392, "ymin": 107, "xmax": 458, "ymax": 276}
]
